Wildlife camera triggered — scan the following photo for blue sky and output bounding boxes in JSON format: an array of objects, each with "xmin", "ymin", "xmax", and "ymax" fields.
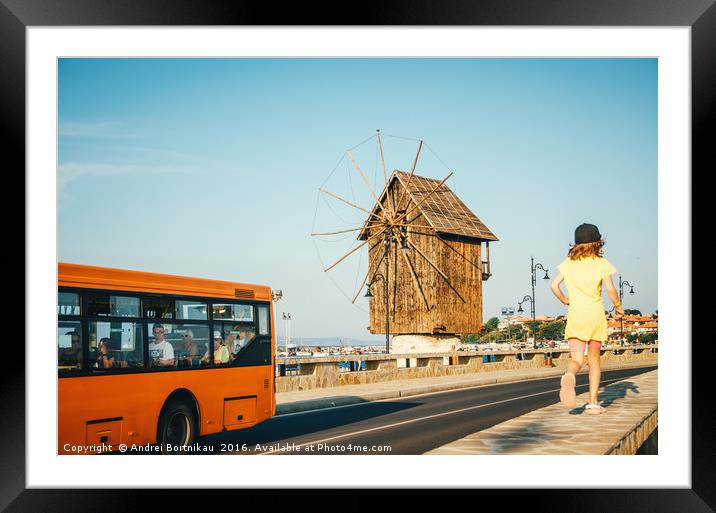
[{"xmin": 58, "ymin": 58, "xmax": 657, "ymax": 342}]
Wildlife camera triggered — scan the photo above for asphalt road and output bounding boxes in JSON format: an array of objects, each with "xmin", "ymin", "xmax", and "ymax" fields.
[{"xmin": 200, "ymin": 365, "xmax": 657, "ymax": 455}]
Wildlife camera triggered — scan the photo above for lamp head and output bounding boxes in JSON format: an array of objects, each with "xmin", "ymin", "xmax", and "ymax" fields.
[{"xmin": 400, "ymin": 236, "xmax": 409, "ymax": 255}]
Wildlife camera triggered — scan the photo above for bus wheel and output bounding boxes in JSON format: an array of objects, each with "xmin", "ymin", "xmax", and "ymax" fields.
[{"xmin": 157, "ymin": 400, "xmax": 197, "ymax": 453}]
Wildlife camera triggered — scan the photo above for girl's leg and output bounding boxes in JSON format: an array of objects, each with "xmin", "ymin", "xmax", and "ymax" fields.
[
  {"xmin": 567, "ymin": 338, "xmax": 585, "ymax": 374},
  {"xmin": 586, "ymin": 342, "xmax": 603, "ymax": 405},
  {"xmin": 561, "ymin": 338, "xmax": 585, "ymax": 406}
]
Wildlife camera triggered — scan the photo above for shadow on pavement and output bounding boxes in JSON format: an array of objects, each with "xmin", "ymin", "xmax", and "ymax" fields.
[
  {"xmin": 568, "ymin": 380, "xmax": 640, "ymax": 414},
  {"xmin": 201, "ymin": 399, "xmax": 423, "ymax": 449},
  {"xmin": 476, "ymin": 421, "xmax": 556, "ymax": 453}
]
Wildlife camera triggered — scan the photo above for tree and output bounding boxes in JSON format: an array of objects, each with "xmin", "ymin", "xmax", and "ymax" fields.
[
  {"xmin": 638, "ymin": 332, "xmax": 658, "ymax": 344},
  {"xmin": 624, "ymin": 309, "xmax": 642, "ymax": 316},
  {"xmin": 480, "ymin": 331, "xmax": 501, "ymax": 343},
  {"xmin": 484, "ymin": 317, "xmax": 499, "ymax": 332},
  {"xmin": 500, "ymin": 324, "xmax": 525, "ymax": 342},
  {"xmin": 626, "ymin": 333, "xmax": 639, "ymax": 343},
  {"xmin": 537, "ymin": 320, "xmax": 566, "ymax": 341}
]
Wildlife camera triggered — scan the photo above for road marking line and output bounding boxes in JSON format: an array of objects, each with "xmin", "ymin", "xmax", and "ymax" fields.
[
  {"xmin": 274, "ymin": 368, "xmax": 653, "ymax": 418},
  {"xmin": 256, "ymin": 376, "xmax": 624, "ymax": 454}
]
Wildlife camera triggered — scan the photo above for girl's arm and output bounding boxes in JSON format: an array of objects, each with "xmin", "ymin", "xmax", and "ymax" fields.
[
  {"xmin": 604, "ymin": 275, "xmax": 625, "ymax": 316},
  {"xmin": 550, "ymin": 272, "xmax": 570, "ymax": 305}
]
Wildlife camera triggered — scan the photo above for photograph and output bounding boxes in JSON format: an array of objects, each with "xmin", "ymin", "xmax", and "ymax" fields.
[
  {"xmin": 4, "ymin": 6, "xmax": 708, "ymax": 510},
  {"xmin": 56, "ymin": 55, "xmax": 660, "ymax": 457}
]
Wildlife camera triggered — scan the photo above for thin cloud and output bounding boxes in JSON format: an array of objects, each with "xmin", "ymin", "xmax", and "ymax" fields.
[
  {"xmin": 59, "ymin": 120, "xmax": 136, "ymax": 139},
  {"xmin": 58, "ymin": 161, "xmax": 184, "ymax": 190}
]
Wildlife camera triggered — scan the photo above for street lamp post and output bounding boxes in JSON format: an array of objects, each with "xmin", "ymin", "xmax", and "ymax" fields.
[
  {"xmin": 364, "ymin": 225, "xmax": 408, "ymax": 355},
  {"xmin": 618, "ymin": 275, "xmax": 635, "ymax": 346},
  {"xmin": 517, "ymin": 295, "xmax": 534, "ymax": 348},
  {"xmin": 528, "ymin": 257, "xmax": 550, "ymax": 349},
  {"xmin": 282, "ymin": 312, "xmax": 291, "ymax": 355},
  {"xmin": 365, "ymin": 270, "xmax": 389, "ymax": 354},
  {"xmin": 271, "ymin": 290, "xmax": 283, "ymax": 357}
]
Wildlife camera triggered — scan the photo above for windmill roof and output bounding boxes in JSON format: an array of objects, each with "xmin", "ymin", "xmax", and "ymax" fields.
[{"xmin": 360, "ymin": 170, "xmax": 498, "ymax": 241}]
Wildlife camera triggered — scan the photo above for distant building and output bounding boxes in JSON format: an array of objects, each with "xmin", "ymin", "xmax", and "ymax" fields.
[
  {"xmin": 606, "ymin": 313, "xmax": 658, "ymax": 340},
  {"xmin": 498, "ymin": 315, "xmax": 555, "ymax": 330}
]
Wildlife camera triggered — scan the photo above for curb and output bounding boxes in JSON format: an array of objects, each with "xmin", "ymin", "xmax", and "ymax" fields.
[
  {"xmin": 606, "ymin": 406, "xmax": 659, "ymax": 455},
  {"xmin": 275, "ymin": 362, "xmax": 657, "ymax": 415}
]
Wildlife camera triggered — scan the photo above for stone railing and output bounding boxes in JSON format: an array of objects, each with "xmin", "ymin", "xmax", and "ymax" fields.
[{"xmin": 274, "ymin": 345, "xmax": 658, "ymax": 393}]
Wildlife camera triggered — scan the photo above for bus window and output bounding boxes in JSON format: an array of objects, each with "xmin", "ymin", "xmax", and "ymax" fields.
[
  {"xmin": 212, "ymin": 303, "xmax": 253, "ymax": 322},
  {"xmin": 175, "ymin": 300, "xmax": 208, "ymax": 320},
  {"xmin": 86, "ymin": 294, "xmax": 140, "ymax": 317},
  {"xmin": 143, "ymin": 298, "xmax": 174, "ymax": 320},
  {"xmin": 257, "ymin": 305, "xmax": 269, "ymax": 336},
  {"xmin": 88, "ymin": 321, "xmax": 144, "ymax": 369},
  {"xmin": 58, "ymin": 292, "xmax": 80, "ymax": 316},
  {"xmin": 58, "ymin": 321, "xmax": 82, "ymax": 371},
  {"xmin": 111, "ymin": 296, "xmax": 140, "ymax": 317}
]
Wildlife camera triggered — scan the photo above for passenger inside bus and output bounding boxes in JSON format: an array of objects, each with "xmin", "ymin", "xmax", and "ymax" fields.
[
  {"xmin": 231, "ymin": 327, "xmax": 255, "ymax": 359},
  {"xmin": 201, "ymin": 331, "xmax": 229, "ymax": 365},
  {"xmin": 148, "ymin": 323, "xmax": 176, "ymax": 367},
  {"xmin": 94, "ymin": 337, "xmax": 116, "ymax": 369},
  {"xmin": 59, "ymin": 330, "xmax": 82, "ymax": 368},
  {"xmin": 176, "ymin": 329, "xmax": 200, "ymax": 367}
]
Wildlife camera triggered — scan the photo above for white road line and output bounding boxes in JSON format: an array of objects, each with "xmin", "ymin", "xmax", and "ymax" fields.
[
  {"xmin": 256, "ymin": 376, "xmax": 624, "ymax": 454},
  {"xmin": 275, "ymin": 368, "xmax": 651, "ymax": 418}
]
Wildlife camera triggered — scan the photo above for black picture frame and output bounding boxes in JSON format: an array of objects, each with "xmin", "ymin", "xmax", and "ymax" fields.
[{"xmin": 2, "ymin": 0, "xmax": 708, "ymax": 510}]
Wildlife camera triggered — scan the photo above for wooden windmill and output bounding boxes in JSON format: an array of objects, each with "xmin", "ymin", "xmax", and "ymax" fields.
[
  {"xmin": 312, "ymin": 132, "xmax": 498, "ymax": 349},
  {"xmin": 358, "ymin": 166, "xmax": 498, "ymax": 337}
]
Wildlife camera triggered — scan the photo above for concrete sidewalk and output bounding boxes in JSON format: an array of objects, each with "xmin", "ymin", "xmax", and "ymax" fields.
[
  {"xmin": 425, "ymin": 369, "xmax": 658, "ymax": 455},
  {"xmin": 275, "ymin": 361, "xmax": 657, "ymax": 415}
]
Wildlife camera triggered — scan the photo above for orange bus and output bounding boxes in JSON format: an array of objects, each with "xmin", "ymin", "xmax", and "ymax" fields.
[{"xmin": 57, "ymin": 262, "xmax": 277, "ymax": 454}]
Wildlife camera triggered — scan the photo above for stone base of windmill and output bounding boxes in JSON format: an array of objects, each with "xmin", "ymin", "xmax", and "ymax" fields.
[{"xmin": 391, "ymin": 334, "xmax": 461, "ymax": 355}]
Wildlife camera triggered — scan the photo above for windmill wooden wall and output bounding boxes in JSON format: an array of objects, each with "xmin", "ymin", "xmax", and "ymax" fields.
[{"xmin": 364, "ymin": 172, "xmax": 494, "ymax": 336}]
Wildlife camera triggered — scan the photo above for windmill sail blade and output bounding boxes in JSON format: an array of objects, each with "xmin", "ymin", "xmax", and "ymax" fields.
[
  {"xmin": 395, "ymin": 223, "xmax": 435, "ymax": 231},
  {"xmin": 351, "ymin": 241, "xmax": 389, "ymax": 304},
  {"xmin": 435, "ymin": 235, "xmax": 482, "ymax": 270},
  {"xmin": 320, "ymin": 187, "xmax": 385, "ymax": 223},
  {"xmin": 376, "ymin": 132, "xmax": 394, "ymax": 219},
  {"xmin": 395, "ymin": 140, "xmax": 423, "ymax": 213},
  {"xmin": 324, "ymin": 225, "xmax": 388, "ymax": 272},
  {"xmin": 401, "ymin": 249, "xmax": 430, "ymax": 310},
  {"xmin": 393, "ymin": 239, "xmax": 400, "ymax": 320},
  {"xmin": 346, "ymin": 150, "xmax": 382, "ymax": 211},
  {"xmin": 311, "ymin": 225, "xmax": 378, "ymax": 237},
  {"xmin": 394, "ymin": 172, "xmax": 453, "ymax": 226},
  {"xmin": 408, "ymin": 239, "xmax": 466, "ymax": 303}
]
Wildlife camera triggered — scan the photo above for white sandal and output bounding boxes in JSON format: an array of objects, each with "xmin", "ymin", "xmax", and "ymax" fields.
[{"xmin": 585, "ymin": 403, "xmax": 606, "ymax": 415}]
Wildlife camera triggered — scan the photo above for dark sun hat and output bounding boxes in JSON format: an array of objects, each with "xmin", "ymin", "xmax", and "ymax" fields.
[{"xmin": 574, "ymin": 223, "xmax": 602, "ymax": 244}]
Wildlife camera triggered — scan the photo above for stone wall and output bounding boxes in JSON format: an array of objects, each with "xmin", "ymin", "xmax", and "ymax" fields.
[{"xmin": 275, "ymin": 346, "xmax": 658, "ymax": 393}]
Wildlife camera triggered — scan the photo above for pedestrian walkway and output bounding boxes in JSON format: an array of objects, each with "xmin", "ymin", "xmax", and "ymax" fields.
[
  {"xmin": 275, "ymin": 360, "xmax": 656, "ymax": 416},
  {"xmin": 425, "ymin": 369, "xmax": 657, "ymax": 455}
]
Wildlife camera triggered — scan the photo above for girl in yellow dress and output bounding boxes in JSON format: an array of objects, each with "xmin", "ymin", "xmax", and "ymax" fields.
[{"xmin": 550, "ymin": 223, "xmax": 624, "ymax": 415}]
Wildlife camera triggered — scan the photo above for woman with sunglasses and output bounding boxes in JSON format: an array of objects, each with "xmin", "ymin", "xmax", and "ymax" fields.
[{"xmin": 95, "ymin": 337, "xmax": 116, "ymax": 369}]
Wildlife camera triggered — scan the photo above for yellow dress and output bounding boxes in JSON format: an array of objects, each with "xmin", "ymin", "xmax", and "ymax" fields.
[{"xmin": 558, "ymin": 256, "xmax": 617, "ymax": 342}]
